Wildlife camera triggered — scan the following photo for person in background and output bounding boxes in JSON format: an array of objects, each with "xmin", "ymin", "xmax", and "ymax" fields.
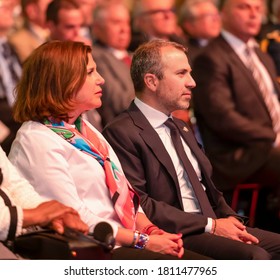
[
  {"xmin": 9, "ymin": 40, "xmax": 207, "ymax": 260},
  {"xmin": 178, "ymin": 0, "xmax": 221, "ymax": 64},
  {"xmin": 0, "ymin": 145, "xmax": 88, "ymax": 259},
  {"xmin": 103, "ymin": 39, "xmax": 280, "ymax": 260},
  {"xmin": 8, "ymin": 0, "xmax": 52, "ymax": 63},
  {"xmin": 46, "ymin": 0, "xmax": 84, "ymax": 42},
  {"xmin": 129, "ymin": 0, "xmax": 186, "ymax": 52},
  {"xmin": 260, "ymin": 0, "xmax": 280, "ymax": 82},
  {"xmin": 90, "ymin": 1, "xmax": 135, "ymax": 127},
  {"xmin": 191, "ymin": 0, "xmax": 280, "ymax": 229},
  {"xmin": 77, "ymin": 0, "xmax": 97, "ymax": 41},
  {"xmin": 0, "ymin": 0, "xmax": 22, "ymax": 155}
]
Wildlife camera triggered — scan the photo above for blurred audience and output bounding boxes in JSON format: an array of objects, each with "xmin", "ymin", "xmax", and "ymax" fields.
[
  {"xmin": 260, "ymin": 0, "xmax": 280, "ymax": 82},
  {"xmin": 178, "ymin": 0, "xmax": 221, "ymax": 64},
  {"xmin": 46, "ymin": 0, "xmax": 84, "ymax": 42},
  {"xmin": 8, "ymin": 0, "xmax": 52, "ymax": 63},
  {"xmin": 0, "ymin": 0, "xmax": 22, "ymax": 155},
  {"xmin": 91, "ymin": 1, "xmax": 134, "ymax": 127},
  {"xmin": 77, "ymin": 0, "xmax": 97, "ymax": 41},
  {"xmin": 192, "ymin": 0, "xmax": 280, "ymax": 231},
  {"xmin": 129, "ymin": 0, "xmax": 186, "ymax": 52},
  {"xmin": 257, "ymin": 0, "xmax": 279, "ymax": 41}
]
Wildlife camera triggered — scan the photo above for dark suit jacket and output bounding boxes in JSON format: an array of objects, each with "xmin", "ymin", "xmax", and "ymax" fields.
[
  {"xmin": 192, "ymin": 35, "xmax": 280, "ymax": 191},
  {"xmin": 103, "ymin": 102, "xmax": 236, "ymax": 236},
  {"xmin": 91, "ymin": 43, "xmax": 135, "ymax": 127}
]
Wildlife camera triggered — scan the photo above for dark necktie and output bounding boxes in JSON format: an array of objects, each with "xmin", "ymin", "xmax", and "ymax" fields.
[{"xmin": 164, "ymin": 118, "xmax": 216, "ymax": 218}]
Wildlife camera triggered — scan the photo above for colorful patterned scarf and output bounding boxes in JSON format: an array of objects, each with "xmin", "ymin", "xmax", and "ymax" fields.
[{"xmin": 44, "ymin": 117, "xmax": 139, "ymax": 230}]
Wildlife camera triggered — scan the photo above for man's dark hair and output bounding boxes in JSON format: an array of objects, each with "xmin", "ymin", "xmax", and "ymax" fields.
[{"xmin": 46, "ymin": 0, "xmax": 80, "ymax": 24}]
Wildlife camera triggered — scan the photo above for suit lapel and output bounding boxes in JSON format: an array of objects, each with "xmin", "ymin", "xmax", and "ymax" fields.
[
  {"xmin": 219, "ymin": 36, "xmax": 274, "ymax": 117},
  {"xmin": 255, "ymin": 47, "xmax": 280, "ymax": 97},
  {"xmin": 127, "ymin": 103, "xmax": 184, "ymax": 207}
]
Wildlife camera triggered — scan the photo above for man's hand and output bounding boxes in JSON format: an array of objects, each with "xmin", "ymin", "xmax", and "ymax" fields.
[
  {"xmin": 213, "ymin": 216, "xmax": 259, "ymax": 244},
  {"xmin": 23, "ymin": 200, "xmax": 88, "ymax": 234}
]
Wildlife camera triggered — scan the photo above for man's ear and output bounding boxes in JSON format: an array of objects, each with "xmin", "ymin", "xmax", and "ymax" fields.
[{"xmin": 144, "ymin": 73, "xmax": 158, "ymax": 91}]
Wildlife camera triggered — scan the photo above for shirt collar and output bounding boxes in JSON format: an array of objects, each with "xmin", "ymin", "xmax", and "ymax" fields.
[
  {"xmin": 108, "ymin": 47, "xmax": 129, "ymax": 60},
  {"xmin": 221, "ymin": 29, "xmax": 258, "ymax": 56},
  {"xmin": 134, "ymin": 98, "xmax": 170, "ymax": 129}
]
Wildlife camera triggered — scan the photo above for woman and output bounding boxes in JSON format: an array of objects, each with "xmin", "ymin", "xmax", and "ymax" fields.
[
  {"xmin": 9, "ymin": 41, "xmax": 206, "ymax": 259},
  {"xmin": 0, "ymin": 145, "xmax": 88, "ymax": 259}
]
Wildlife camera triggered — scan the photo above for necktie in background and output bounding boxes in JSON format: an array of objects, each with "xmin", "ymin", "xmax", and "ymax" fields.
[
  {"xmin": 245, "ymin": 46, "xmax": 280, "ymax": 132},
  {"xmin": 164, "ymin": 118, "xmax": 216, "ymax": 218},
  {"xmin": 121, "ymin": 54, "xmax": 132, "ymax": 67}
]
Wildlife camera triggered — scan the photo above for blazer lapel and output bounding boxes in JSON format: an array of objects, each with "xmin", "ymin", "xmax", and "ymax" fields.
[
  {"xmin": 219, "ymin": 36, "xmax": 273, "ymax": 116},
  {"xmin": 127, "ymin": 103, "xmax": 184, "ymax": 207},
  {"xmin": 255, "ymin": 47, "xmax": 280, "ymax": 97}
]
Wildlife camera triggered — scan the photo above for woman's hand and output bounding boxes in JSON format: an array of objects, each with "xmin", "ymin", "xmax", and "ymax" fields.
[{"xmin": 145, "ymin": 233, "xmax": 184, "ymax": 258}]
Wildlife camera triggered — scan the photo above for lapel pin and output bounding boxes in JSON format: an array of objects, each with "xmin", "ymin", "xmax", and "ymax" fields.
[{"xmin": 183, "ymin": 127, "xmax": 188, "ymax": 132}]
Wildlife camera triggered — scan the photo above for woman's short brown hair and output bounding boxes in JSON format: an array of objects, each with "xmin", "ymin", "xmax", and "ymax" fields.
[{"xmin": 13, "ymin": 40, "xmax": 92, "ymax": 123}]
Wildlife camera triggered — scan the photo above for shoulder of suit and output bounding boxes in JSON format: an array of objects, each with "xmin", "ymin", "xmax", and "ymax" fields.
[
  {"xmin": 260, "ymin": 30, "xmax": 280, "ymax": 52},
  {"xmin": 266, "ymin": 30, "xmax": 280, "ymax": 42}
]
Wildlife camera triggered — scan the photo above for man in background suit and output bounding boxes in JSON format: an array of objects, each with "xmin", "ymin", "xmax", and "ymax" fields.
[
  {"xmin": 103, "ymin": 39, "xmax": 280, "ymax": 259},
  {"xmin": 90, "ymin": 2, "xmax": 135, "ymax": 127},
  {"xmin": 191, "ymin": 0, "xmax": 280, "ymax": 218},
  {"xmin": 9, "ymin": 0, "xmax": 52, "ymax": 64},
  {"xmin": 0, "ymin": 0, "xmax": 22, "ymax": 155},
  {"xmin": 178, "ymin": 0, "xmax": 221, "ymax": 65}
]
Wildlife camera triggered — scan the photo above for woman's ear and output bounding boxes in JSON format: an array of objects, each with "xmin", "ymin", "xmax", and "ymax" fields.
[{"xmin": 144, "ymin": 73, "xmax": 158, "ymax": 91}]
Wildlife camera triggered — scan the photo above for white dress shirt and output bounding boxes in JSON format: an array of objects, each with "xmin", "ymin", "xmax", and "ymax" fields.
[{"xmin": 9, "ymin": 119, "xmax": 143, "ymax": 237}]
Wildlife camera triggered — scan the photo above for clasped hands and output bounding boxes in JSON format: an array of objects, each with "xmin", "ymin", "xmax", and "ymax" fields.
[
  {"xmin": 212, "ymin": 216, "xmax": 259, "ymax": 244},
  {"xmin": 146, "ymin": 228, "xmax": 184, "ymax": 258}
]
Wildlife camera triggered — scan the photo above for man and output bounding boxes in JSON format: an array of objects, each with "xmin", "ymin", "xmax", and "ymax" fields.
[
  {"xmin": 0, "ymin": 0, "xmax": 22, "ymax": 155},
  {"xmin": 191, "ymin": 0, "xmax": 280, "ymax": 216},
  {"xmin": 9, "ymin": 0, "xmax": 52, "ymax": 63},
  {"xmin": 90, "ymin": 2, "xmax": 135, "ymax": 127},
  {"xmin": 178, "ymin": 0, "xmax": 221, "ymax": 64},
  {"xmin": 46, "ymin": 0, "xmax": 85, "ymax": 42},
  {"xmin": 103, "ymin": 39, "xmax": 280, "ymax": 259},
  {"xmin": 129, "ymin": 0, "xmax": 186, "ymax": 52},
  {"xmin": 0, "ymin": 146, "xmax": 88, "ymax": 259}
]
